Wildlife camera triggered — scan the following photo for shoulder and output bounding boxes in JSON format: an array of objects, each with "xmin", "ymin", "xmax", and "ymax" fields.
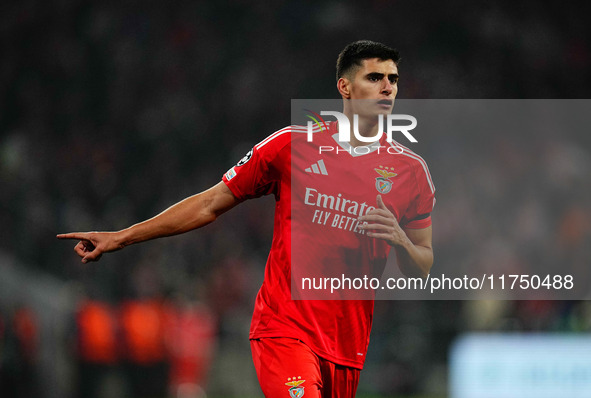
[
  {"xmin": 255, "ymin": 124, "xmax": 322, "ymax": 151},
  {"xmin": 389, "ymin": 141, "xmax": 435, "ymax": 194}
]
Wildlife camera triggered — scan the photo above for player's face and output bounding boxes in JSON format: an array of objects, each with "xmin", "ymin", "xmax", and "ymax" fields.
[{"xmin": 340, "ymin": 58, "xmax": 399, "ymax": 117}]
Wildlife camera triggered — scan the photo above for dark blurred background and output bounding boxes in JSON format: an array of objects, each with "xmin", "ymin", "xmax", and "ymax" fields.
[{"xmin": 1, "ymin": 1, "xmax": 591, "ymax": 397}]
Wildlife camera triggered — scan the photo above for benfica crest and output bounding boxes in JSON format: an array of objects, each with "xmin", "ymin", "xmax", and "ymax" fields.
[
  {"xmin": 374, "ymin": 166, "xmax": 397, "ymax": 194},
  {"xmin": 285, "ymin": 377, "xmax": 305, "ymax": 398}
]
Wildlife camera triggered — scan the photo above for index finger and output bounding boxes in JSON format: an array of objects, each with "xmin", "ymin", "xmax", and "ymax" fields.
[{"xmin": 56, "ymin": 232, "xmax": 90, "ymax": 240}]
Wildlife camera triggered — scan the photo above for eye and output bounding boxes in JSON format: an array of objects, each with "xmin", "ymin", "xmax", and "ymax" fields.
[{"xmin": 366, "ymin": 73, "xmax": 383, "ymax": 82}]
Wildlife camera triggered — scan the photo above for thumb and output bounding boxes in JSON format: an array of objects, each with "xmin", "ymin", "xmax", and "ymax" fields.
[
  {"xmin": 376, "ymin": 194, "xmax": 387, "ymax": 210},
  {"xmin": 82, "ymin": 248, "xmax": 102, "ymax": 263}
]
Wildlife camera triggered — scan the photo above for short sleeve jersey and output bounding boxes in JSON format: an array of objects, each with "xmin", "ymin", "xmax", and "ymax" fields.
[{"xmin": 222, "ymin": 122, "xmax": 435, "ymax": 369}]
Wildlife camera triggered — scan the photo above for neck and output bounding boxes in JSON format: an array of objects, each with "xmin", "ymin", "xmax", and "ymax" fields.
[{"xmin": 343, "ymin": 109, "xmax": 381, "ymax": 147}]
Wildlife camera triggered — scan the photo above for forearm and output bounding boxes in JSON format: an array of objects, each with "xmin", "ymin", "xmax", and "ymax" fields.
[
  {"xmin": 58, "ymin": 182, "xmax": 239, "ymax": 263},
  {"xmin": 116, "ymin": 182, "xmax": 238, "ymax": 248},
  {"xmin": 357, "ymin": 196, "xmax": 434, "ymax": 277},
  {"xmin": 393, "ymin": 234, "xmax": 433, "ymax": 278},
  {"xmin": 117, "ymin": 194, "xmax": 215, "ymax": 247}
]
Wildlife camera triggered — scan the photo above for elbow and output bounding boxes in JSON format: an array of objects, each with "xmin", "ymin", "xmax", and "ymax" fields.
[
  {"xmin": 420, "ymin": 254, "xmax": 434, "ymax": 278},
  {"xmin": 422, "ymin": 254, "xmax": 434, "ymax": 278},
  {"xmin": 170, "ymin": 208, "xmax": 217, "ymax": 235},
  {"xmin": 401, "ymin": 264, "xmax": 431, "ymax": 279},
  {"xmin": 399, "ymin": 251, "xmax": 433, "ymax": 279},
  {"xmin": 419, "ymin": 263, "xmax": 432, "ymax": 279},
  {"xmin": 196, "ymin": 210, "xmax": 217, "ymax": 229}
]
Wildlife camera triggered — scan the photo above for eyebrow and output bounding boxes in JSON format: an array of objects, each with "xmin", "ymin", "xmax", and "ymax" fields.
[{"xmin": 366, "ymin": 72, "xmax": 399, "ymax": 80}]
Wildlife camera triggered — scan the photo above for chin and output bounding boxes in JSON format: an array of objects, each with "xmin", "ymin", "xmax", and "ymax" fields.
[{"xmin": 376, "ymin": 107, "xmax": 393, "ymax": 116}]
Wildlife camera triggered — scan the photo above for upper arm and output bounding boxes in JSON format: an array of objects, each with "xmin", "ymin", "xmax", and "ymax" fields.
[
  {"xmin": 204, "ymin": 181, "xmax": 241, "ymax": 217},
  {"xmin": 401, "ymin": 225, "xmax": 433, "ymax": 277},
  {"xmin": 402, "ymin": 154, "xmax": 435, "ymax": 229},
  {"xmin": 404, "ymin": 225, "xmax": 432, "ymax": 250},
  {"xmin": 222, "ymin": 130, "xmax": 290, "ymax": 201}
]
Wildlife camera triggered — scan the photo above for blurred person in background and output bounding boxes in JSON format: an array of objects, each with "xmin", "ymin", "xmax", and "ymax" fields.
[
  {"xmin": 75, "ymin": 298, "xmax": 119, "ymax": 398},
  {"xmin": 0, "ymin": 305, "xmax": 39, "ymax": 398},
  {"xmin": 164, "ymin": 294, "xmax": 216, "ymax": 398},
  {"xmin": 119, "ymin": 297, "xmax": 168, "ymax": 398}
]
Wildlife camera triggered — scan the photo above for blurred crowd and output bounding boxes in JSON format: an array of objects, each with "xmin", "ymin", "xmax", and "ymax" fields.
[
  {"xmin": 1, "ymin": 0, "xmax": 591, "ymax": 397},
  {"xmin": 1, "ymin": 297, "xmax": 216, "ymax": 398}
]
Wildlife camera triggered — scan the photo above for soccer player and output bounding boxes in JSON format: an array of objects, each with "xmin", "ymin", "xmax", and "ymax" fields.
[{"xmin": 58, "ymin": 40, "xmax": 435, "ymax": 398}]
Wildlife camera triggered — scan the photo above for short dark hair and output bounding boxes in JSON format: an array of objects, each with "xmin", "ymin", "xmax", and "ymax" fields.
[{"xmin": 336, "ymin": 40, "xmax": 400, "ymax": 81}]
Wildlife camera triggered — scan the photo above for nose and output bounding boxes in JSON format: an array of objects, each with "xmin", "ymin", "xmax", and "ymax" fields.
[{"xmin": 381, "ymin": 79, "xmax": 393, "ymax": 95}]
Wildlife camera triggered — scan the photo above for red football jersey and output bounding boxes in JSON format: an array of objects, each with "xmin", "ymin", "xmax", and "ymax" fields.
[{"xmin": 222, "ymin": 122, "xmax": 435, "ymax": 369}]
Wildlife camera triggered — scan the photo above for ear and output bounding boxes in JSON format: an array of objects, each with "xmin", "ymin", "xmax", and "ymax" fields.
[{"xmin": 337, "ymin": 77, "xmax": 351, "ymax": 99}]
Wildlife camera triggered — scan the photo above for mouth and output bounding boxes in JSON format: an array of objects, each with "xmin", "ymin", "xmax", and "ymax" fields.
[{"xmin": 377, "ymin": 99, "xmax": 393, "ymax": 107}]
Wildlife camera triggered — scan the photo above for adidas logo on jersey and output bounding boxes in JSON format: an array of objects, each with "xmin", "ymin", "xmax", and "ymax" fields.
[{"xmin": 305, "ymin": 159, "xmax": 328, "ymax": 175}]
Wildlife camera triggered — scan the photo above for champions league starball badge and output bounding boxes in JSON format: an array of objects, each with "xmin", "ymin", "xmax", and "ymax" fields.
[{"xmin": 237, "ymin": 149, "xmax": 253, "ymax": 166}]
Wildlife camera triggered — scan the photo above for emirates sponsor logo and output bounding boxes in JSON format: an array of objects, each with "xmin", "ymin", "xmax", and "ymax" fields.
[{"xmin": 303, "ymin": 187, "xmax": 375, "ymax": 234}]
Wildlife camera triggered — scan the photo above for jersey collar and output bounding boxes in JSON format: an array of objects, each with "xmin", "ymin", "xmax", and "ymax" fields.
[{"xmin": 330, "ymin": 133, "xmax": 384, "ymax": 157}]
